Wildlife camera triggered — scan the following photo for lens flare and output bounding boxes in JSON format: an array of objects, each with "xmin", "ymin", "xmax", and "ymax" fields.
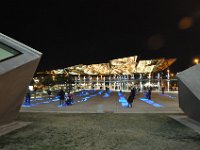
[{"xmin": 178, "ymin": 17, "xmax": 193, "ymax": 30}]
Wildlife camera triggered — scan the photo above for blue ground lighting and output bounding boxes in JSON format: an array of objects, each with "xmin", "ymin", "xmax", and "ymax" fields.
[
  {"xmin": 21, "ymin": 103, "xmax": 38, "ymax": 107},
  {"xmin": 57, "ymin": 103, "xmax": 67, "ymax": 107},
  {"xmin": 118, "ymin": 92, "xmax": 128, "ymax": 107},
  {"xmin": 21, "ymin": 104, "xmax": 31, "ymax": 107},
  {"xmin": 81, "ymin": 96, "xmax": 91, "ymax": 102},
  {"xmin": 70, "ymin": 90, "xmax": 100, "ymax": 104},
  {"xmin": 160, "ymin": 93, "xmax": 176, "ymax": 99},
  {"xmin": 139, "ymin": 98, "xmax": 163, "ymax": 107},
  {"xmin": 52, "ymin": 98, "xmax": 60, "ymax": 102},
  {"xmin": 22, "ymin": 89, "xmax": 110, "ymax": 108},
  {"xmin": 42, "ymin": 101, "xmax": 50, "ymax": 104},
  {"xmin": 78, "ymin": 93, "xmax": 98, "ymax": 102},
  {"xmin": 77, "ymin": 93, "xmax": 98, "ymax": 103},
  {"xmin": 22, "ymin": 96, "xmax": 60, "ymax": 108},
  {"xmin": 98, "ymin": 90, "xmax": 104, "ymax": 95},
  {"xmin": 30, "ymin": 98, "xmax": 44, "ymax": 101},
  {"xmin": 103, "ymin": 93, "xmax": 110, "ymax": 98}
]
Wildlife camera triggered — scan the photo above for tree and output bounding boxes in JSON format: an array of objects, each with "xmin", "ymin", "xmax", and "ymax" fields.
[
  {"xmin": 54, "ymin": 74, "xmax": 66, "ymax": 85},
  {"xmin": 42, "ymin": 75, "xmax": 54, "ymax": 87},
  {"xmin": 65, "ymin": 75, "xmax": 74, "ymax": 94}
]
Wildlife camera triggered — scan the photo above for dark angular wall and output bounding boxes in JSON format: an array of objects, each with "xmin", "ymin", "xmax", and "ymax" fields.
[
  {"xmin": 0, "ymin": 59, "xmax": 40, "ymax": 125},
  {"xmin": 0, "ymin": 33, "xmax": 42, "ymax": 126},
  {"xmin": 177, "ymin": 64, "xmax": 200, "ymax": 123}
]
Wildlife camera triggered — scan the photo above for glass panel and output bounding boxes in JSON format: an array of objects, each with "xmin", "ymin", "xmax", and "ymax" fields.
[{"xmin": 0, "ymin": 42, "xmax": 21, "ymax": 62}]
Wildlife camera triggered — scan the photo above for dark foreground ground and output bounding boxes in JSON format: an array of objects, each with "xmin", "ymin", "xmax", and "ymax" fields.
[{"xmin": 0, "ymin": 113, "xmax": 200, "ymax": 150}]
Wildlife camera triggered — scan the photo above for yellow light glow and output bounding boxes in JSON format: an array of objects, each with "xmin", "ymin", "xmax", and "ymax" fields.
[
  {"xmin": 52, "ymin": 75, "xmax": 55, "ymax": 81},
  {"xmin": 167, "ymin": 69, "xmax": 170, "ymax": 73},
  {"xmin": 178, "ymin": 17, "xmax": 193, "ymax": 30},
  {"xmin": 194, "ymin": 58, "xmax": 199, "ymax": 64}
]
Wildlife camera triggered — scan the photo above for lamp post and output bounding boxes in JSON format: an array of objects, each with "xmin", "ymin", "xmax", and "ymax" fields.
[
  {"xmin": 75, "ymin": 77, "xmax": 77, "ymax": 92},
  {"xmin": 103, "ymin": 76, "xmax": 105, "ymax": 90},
  {"xmin": 148, "ymin": 72, "xmax": 151, "ymax": 87},
  {"xmin": 157, "ymin": 72, "xmax": 160, "ymax": 91},
  {"xmin": 109, "ymin": 76, "xmax": 111, "ymax": 90},
  {"xmin": 139, "ymin": 74, "xmax": 143, "ymax": 92},
  {"xmin": 83, "ymin": 76, "xmax": 86, "ymax": 89},
  {"xmin": 96, "ymin": 76, "xmax": 99, "ymax": 89},
  {"xmin": 167, "ymin": 69, "xmax": 170, "ymax": 92}
]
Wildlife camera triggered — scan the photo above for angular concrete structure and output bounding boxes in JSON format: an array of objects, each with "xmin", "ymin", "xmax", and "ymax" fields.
[
  {"xmin": 177, "ymin": 64, "xmax": 200, "ymax": 122},
  {"xmin": 0, "ymin": 33, "xmax": 42, "ymax": 125}
]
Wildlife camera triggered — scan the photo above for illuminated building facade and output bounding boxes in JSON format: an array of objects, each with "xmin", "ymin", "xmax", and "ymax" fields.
[{"xmin": 37, "ymin": 56, "xmax": 176, "ymax": 92}]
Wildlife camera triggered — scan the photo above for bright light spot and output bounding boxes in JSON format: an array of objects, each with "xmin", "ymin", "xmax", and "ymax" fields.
[{"xmin": 193, "ymin": 58, "xmax": 199, "ymax": 64}]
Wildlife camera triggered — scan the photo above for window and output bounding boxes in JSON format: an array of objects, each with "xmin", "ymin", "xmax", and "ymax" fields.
[{"xmin": 0, "ymin": 42, "xmax": 21, "ymax": 62}]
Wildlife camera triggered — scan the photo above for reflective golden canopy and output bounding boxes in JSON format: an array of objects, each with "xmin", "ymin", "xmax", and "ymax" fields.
[{"xmin": 64, "ymin": 56, "xmax": 176, "ymax": 75}]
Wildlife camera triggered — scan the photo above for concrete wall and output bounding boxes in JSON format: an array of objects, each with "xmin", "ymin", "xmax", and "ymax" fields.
[
  {"xmin": 0, "ymin": 33, "xmax": 42, "ymax": 125},
  {"xmin": 177, "ymin": 64, "xmax": 200, "ymax": 123},
  {"xmin": 0, "ymin": 59, "xmax": 40, "ymax": 125}
]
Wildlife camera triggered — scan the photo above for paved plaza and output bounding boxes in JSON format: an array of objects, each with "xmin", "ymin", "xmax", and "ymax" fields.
[
  {"xmin": 1, "ymin": 90, "xmax": 200, "ymax": 150},
  {"xmin": 20, "ymin": 90, "xmax": 183, "ymax": 114}
]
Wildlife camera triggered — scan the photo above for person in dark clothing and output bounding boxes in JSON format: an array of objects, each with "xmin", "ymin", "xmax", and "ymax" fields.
[
  {"xmin": 66, "ymin": 92, "xmax": 74, "ymax": 105},
  {"xmin": 25, "ymin": 92, "xmax": 31, "ymax": 105},
  {"xmin": 47, "ymin": 89, "xmax": 52, "ymax": 99},
  {"xmin": 161, "ymin": 84, "xmax": 165, "ymax": 94},
  {"xmin": 58, "ymin": 89, "xmax": 65, "ymax": 106},
  {"xmin": 147, "ymin": 88, "xmax": 152, "ymax": 100},
  {"xmin": 105, "ymin": 87, "xmax": 110, "ymax": 93},
  {"xmin": 127, "ymin": 94, "xmax": 134, "ymax": 108},
  {"xmin": 131, "ymin": 87, "xmax": 136, "ymax": 98}
]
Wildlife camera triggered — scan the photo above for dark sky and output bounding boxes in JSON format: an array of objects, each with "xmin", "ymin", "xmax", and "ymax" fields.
[{"xmin": 1, "ymin": 0, "xmax": 200, "ymax": 73}]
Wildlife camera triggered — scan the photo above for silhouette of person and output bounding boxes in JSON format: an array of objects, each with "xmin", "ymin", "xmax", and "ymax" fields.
[
  {"xmin": 131, "ymin": 86, "xmax": 136, "ymax": 99},
  {"xmin": 147, "ymin": 87, "xmax": 152, "ymax": 99},
  {"xmin": 127, "ymin": 93, "xmax": 134, "ymax": 108},
  {"xmin": 66, "ymin": 92, "xmax": 74, "ymax": 105},
  {"xmin": 58, "ymin": 89, "xmax": 65, "ymax": 105},
  {"xmin": 25, "ymin": 92, "xmax": 31, "ymax": 105},
  {"xmin": 47, "ymin": 89, "xmax": 52, "ymax": 99},
  {"xmin": 161, "ymin": 84, "xmax": 165, "ymax": 94}
]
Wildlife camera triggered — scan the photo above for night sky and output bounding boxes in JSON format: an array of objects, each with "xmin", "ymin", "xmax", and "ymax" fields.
[{"xmin": 1, "ymin": 0, "xmax": 200, "ymax": 73}]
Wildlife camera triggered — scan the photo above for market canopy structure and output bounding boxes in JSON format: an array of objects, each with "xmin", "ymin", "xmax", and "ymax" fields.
[
  {"xmin": 0, "ymin": 33, "xmax": 42, "ymax": 125},
  {"xmin": 37, "ymin": 56, "xmax": 176, "ymax": 76},
  {"xmin": 63, "ymin": 56, "xmax": 176, "ymax": 75},
  {"xmin": 110, "ymin": 56, "xmax": 137, "ymax": 75}
]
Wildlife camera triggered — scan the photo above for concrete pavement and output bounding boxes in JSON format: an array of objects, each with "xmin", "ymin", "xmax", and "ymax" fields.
[{"xmin": 20, "ymin": 90, "xmax": 183, "ymax": 114}]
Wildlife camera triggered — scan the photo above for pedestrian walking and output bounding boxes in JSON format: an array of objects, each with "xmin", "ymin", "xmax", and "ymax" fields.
[
  {"xmin": 58, "ymin": 89, "xmax": 65, "ymax": 106},
  {"xmin": 161, "ymin": 84, "xmax": 165, "ymax": 94},
  {"xmin": 127, "ymin": 94, "xmax": 134, "ymax": 108},
  {"xmin": 47, "ymin": 89, "xmax": 52, "ymax": 99},
  {"xmin": 25, "ymin": 92, "xmax": 31, "ymax": 105}
]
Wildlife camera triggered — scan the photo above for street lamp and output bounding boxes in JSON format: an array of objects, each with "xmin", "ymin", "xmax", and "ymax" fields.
[
  {"xmin": 193, "ymin": 58, "xmax": 199, "ymax": 65},
  {"xmin": 170, "ymin": 73, "xmax": 174, "ymax": 78},
  {"xmin": 167, "ymin": 69, "xmax": 170, "ymax": 92}
]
